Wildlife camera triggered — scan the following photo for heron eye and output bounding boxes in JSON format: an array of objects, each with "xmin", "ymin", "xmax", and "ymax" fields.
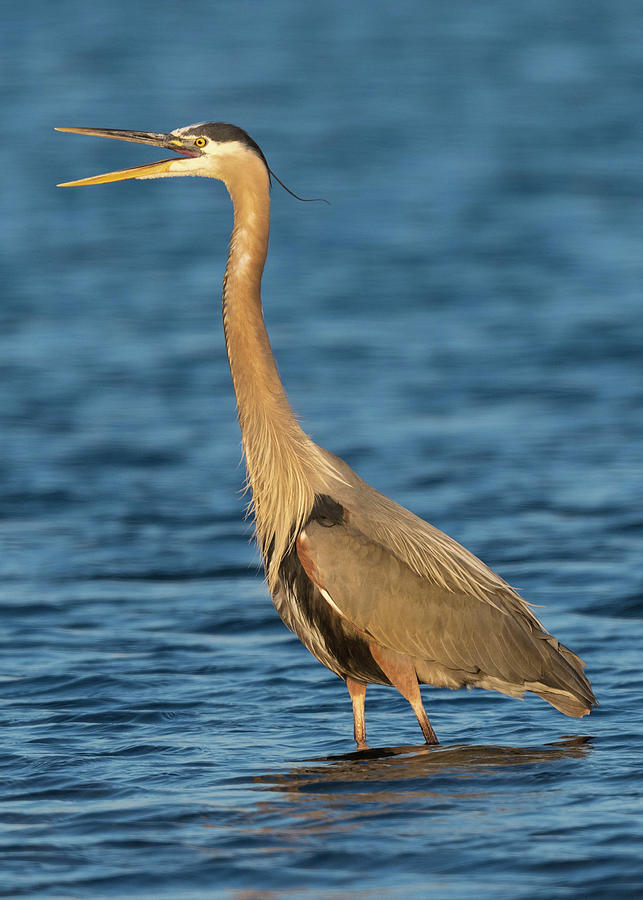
[{"xmin": 195, "ymin": 138, "xmax": 207, "ymax": 148}]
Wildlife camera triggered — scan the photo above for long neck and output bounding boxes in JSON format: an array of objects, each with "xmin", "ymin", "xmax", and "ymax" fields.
[{"xmin": 221, "ymin": 158, "xmax": 320, "ymax": 585}]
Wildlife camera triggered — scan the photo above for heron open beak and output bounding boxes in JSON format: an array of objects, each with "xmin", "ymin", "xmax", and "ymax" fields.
[{"xmin": 55, "ymin": 126, "xmax": 200, "ymax": 187}]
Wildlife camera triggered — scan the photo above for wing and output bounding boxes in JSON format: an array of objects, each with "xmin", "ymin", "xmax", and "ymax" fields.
[
  {"xmin": 316, "ymin": 446, "xmax": 540, "ymax": 616},
  {"xmin": 296, "ymin": 512, "xmax": 594, "ymax": 709}
]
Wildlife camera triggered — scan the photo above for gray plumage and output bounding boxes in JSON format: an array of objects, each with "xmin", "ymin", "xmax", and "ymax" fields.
[
  {"xmin": 57, "ymin": 120, "xmax": 598, "ymax": 748},
  {"xmin": 299, "ymin": 509, "xmax": 595, "ymax": 718}
]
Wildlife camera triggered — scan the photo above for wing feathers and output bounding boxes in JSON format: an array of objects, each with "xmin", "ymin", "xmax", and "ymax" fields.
[{"xmin": 299, "ymin": 514, "xmax": 596, "ymax": 714}]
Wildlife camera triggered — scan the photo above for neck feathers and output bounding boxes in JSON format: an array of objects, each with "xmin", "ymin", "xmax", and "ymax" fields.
[{"xmin": 221, "ymin": 154, "xmax": 332, "ymax": 588}]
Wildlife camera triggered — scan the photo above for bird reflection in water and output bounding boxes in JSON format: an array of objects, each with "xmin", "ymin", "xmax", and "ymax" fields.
[
  {"xmin": 212, "ymin": 737, "xmax": 593, "ymax": 900},
  {"xmin": 254, "ymin": 735, "xmax": 592, "ymax": 796}
]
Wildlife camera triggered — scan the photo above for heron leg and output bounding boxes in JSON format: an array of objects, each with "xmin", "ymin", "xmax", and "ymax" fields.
[
  {"xmin": 369, "ymin": 643, "xmax": 439, "ymax": 745},
  {"xmin": 346, "ymin": 677, "xmax": 368, "ymax": 750}
]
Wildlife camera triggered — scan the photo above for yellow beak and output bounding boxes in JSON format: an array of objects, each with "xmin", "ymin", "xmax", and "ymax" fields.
[{"xmin": 55, "ymin": 126, "xmax": 195, "ymax": 187}]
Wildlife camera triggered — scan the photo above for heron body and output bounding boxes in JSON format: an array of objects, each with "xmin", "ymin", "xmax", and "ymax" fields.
[{"xmin": 57, "ymin": 122, "xmax": 597, "ymax": 747}]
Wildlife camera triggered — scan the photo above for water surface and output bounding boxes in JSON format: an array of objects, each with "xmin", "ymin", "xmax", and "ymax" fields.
[{"xmin": 2, "ymin": 1, "xmax": 643, "ymax": 896}]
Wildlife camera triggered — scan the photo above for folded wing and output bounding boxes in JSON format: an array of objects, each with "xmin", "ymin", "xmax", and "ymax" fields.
[{"xmin": 297, "ymin": 512, "xmax": 596, "ymax": 717}]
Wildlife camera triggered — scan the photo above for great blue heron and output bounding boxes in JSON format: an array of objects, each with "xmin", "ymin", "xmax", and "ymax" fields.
[{"xmin": 57, "ymin": 122, "xmax": 597, "ymax": 748}]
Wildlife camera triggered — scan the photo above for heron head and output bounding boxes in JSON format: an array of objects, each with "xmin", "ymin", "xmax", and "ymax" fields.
[{"xmin": 56, "ymin": 121, "xmax": 269, "ymax": 187}]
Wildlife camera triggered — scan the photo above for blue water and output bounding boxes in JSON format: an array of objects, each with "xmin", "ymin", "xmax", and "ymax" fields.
[{"xmin": 2, "ymin": 1, "xmax": 643, "ymax": 896}]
